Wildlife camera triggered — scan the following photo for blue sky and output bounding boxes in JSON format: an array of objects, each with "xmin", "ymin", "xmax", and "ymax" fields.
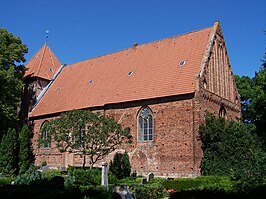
[{"xmin": 1, "ymin": 0, "xmax": 265, "ymax": 77}]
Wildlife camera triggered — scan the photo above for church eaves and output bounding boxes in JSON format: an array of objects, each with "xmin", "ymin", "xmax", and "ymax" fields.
[{"xmin": 25, "ymin": 44, "xmax": 62, "ymax": 80}]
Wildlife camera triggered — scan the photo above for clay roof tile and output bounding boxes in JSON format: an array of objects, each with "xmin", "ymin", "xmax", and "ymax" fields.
[
  {"xmin": 30, "ymin": 25, "xmax": 213, "ymax": 117},
  {"xmin": 25, "ymin": 44, "xmax": 62, "ymax": 80}
]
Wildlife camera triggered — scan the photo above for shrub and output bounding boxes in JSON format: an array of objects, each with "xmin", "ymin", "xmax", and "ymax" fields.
[
  {"xmin": 109, "ymin": 153, "xmax": 121, "ymax": 179},
  {"xmin": 121, "ymin": 152, "xmax": 131, "ymax": 178},
  {"xmin": 79, "ymin": 185, "xmax": 120, "ymax": 199},
  {"xmin": 41, "ymin": 169, "xmax": 62, "ymax": 180},
  {"xmin": 130, "ymin": 184, "xmax": 164, "ymax": 199},
  {"xmin": 0, "ymin": 177, "xmax": 16, "ymax": 186},
  {"xmin": 67, "ymin": 167, "xmax": 101, "ymax": 186},
  {"xmin": 108, "ymin": 172, "xmax": 119, "ymax": 185},
  {"xmin": 109, "ymin": 152, "xmax": 131, "ymax": 179},
  {"xmin": 14, "ymin": 167, "xmax": 41, "ymax": 185},
  {"xmin": 0, "ymin": 128, "xmax": 18, "ymax": 176},
  {"xmin": 64, "ymin": 175, "xmax": 76, "ymax": 186},
  {"xmin": 161, "ymin": 176, "xmax": 233, "ymax": 192},
  {"xmin": 0, "ymin": 185, "xmax": 83, "ymax": 199},
  {"xmin": 18, "ymin": 125, "xmax": 34, "ymax": 174},
  {"xmin": 200, "ymin": 113, "xmax": 266, "ymax": 179}
]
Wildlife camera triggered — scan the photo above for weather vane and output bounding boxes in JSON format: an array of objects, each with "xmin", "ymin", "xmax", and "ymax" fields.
[{"xmin": 45, "ymin": 30, "xmax": 49, "ymax": 44}]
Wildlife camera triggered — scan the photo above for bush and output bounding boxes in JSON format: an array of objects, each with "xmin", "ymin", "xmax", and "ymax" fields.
[
  {"xmin": 67, "ymin": 167, "xmax": 101, "ymax": 186},
  {"xmin": 64, "ymin": 175, "xmax": 76, "ymax": 186},
  {"xmin": 41, "ymin": 169, "xmax": 61, "ymax": 180},
  {"xmin": 79, "ymin": 185, "xmax": 120, "ymax": 199},
  {"xmin": 200, "ymin": 114, "xmax": 266, "ymax": 179},
  {"xmin": 0, "ymin": 185, "xmax": 82, "ymax": 199},
  {"xmin": 14, "ymin": 167, "xmax": 41, "ymax": 185},
  {"xmin": 110, "ymin": 152, "xmax": 131, "ymax": 179},
  {"xmin": 0, "ymin": 177, "xmax": 16, "ymax": 186},
  {"xmin": 161, "ymin": 176, "xmax": 233, "ymax": 192},
  {"xmin": 0, "ymin": 128, "xmax": 18, "ymax": 176},
  {"xmin": 18, "ymin": 126, "xmax": 34, "ymax": 174},
  {"xmin": 130, "ymin": 184, "xmax": 164, "ymax": 199}
]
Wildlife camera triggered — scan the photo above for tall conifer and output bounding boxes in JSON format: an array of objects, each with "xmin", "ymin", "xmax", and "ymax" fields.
[
  {"xmin": 18, "ymin": 125, "xmax": 34, "ymax": 174},
  {"xmin": 0, "ymin": 128, "xmax": 18, "ymax": 175},
  {"xmin": 121, "ymin": 152, "xmax": 131, "ymax": 178}
]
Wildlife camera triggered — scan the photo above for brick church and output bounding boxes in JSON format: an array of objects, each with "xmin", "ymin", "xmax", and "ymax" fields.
[{"xmin": 24, "ymin": 22, "xmax": 241, "ymax": 177}]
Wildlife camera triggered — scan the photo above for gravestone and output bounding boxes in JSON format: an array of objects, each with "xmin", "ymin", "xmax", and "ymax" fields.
[
  {"xmin": 148, "ymin": 173, "xmax": 154, "ymax": 181},
  {"xmin": 141, "ymin": 178, "xmax": 147, "ymax": 184},
  {"xmin": 42, "ymin": 165, "xmax": 49, "ymax": 172}
]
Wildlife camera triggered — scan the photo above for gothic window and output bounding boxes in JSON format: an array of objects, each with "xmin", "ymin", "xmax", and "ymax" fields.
[
  {"xmin": 138, "ymin": 107, "xmax": 154, "ymax": 142},
  {"xmin": 219, "ymin": 105, "xmax": 227, "ymax": 118},
  {"xmin": 39, "ymin": 121, "xmax": 51, "ymax": 148}
]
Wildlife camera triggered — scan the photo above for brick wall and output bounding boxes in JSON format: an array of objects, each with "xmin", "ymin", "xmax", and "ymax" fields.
[
  {"xmin": 31, "ymin": 91, "xmax": 240, "ymax": 177},
  {"xmin": 32, "ymin": 95, "xmax": 203, "ymax": 177}
]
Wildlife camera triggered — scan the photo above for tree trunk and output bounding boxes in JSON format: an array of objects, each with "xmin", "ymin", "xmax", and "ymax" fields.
[
  {"xmin": 89, "ymin": 157, "xmax": 93, "ymax": 169},
  {"xmin": 83, "ymin": 155, "xmax": 86, "ymax": 168}
]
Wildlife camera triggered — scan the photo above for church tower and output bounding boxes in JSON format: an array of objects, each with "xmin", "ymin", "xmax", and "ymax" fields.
[{"xmin": 20, "ymin": 43, "xmax": 62, "ymax": 125}]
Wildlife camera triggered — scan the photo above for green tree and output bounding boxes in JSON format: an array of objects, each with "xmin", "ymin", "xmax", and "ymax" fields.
[
  {"xmin": 200, "ymin": 113, "xmax": 265, "ymax": 179},
  {"xmin": 18, "ymin": 125, "xmax": 34, "ymax": 174},
  {"xmin": 0, "ymin": 128, "xmax": 18, "ymax": 176},
  {"xmin": 42, "ymin": 110, "xmax": 132, "ymax": 168},
  {"xmin": 109, "ymin": 153, "xmax": 122, "ymax": 179},
  {"xmin": 0, "ymin": 28, "xmax": 28, "ymax": 138},
  {"xmin": 109, "ymin": 152, "xmax": 131, "ymax": 179},
  {"xmin": 121, "ymin": 152, "xmax": 131, "ymax": 178},
  {"xmin": 235, "ymin": 52, "xmax": 266, "ymax": 143}
]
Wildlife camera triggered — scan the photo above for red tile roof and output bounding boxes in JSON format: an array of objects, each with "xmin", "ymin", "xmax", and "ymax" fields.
[
  {"xmin": 25, "ymin": 44, "xmax": 62, "ymax": 80},
  {"xmin": 30, "ymin": 25, "xmax": 214, "ymax": 117}
]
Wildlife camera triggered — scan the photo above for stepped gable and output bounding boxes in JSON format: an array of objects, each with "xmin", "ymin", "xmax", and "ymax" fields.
[
  {"xmin": 30, "ymin": 25, "xmax": 213, "ymax": 117},
  {"xmin": 25, "ymin": 44, "xmax": 62, "ymax": 80}
]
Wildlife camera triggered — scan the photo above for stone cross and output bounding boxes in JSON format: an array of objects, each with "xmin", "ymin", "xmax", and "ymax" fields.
[{"xmin": 101, "ymin": 162, "xmax": 108, "ymax": 189}]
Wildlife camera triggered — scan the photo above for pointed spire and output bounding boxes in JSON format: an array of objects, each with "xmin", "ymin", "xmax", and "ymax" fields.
[{"xmin": 25, "ymin": 44, "xmax": 62, "ymax": 80}]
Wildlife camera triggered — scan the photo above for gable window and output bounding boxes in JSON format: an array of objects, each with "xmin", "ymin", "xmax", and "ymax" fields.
[
  {"xmin": 39, "ymin": 121, "xmax": 51, "ymax": 148},
  {"xmin": 138, "ymin": 106, "xmax": 154, "ymax": 141}
]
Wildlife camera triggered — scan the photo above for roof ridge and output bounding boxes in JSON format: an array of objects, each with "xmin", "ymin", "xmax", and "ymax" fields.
[
  {"xmin": 66, "ymin": 25, "xmax": 213, "ymax": 67},
  {"xmin": 47, "ymin": 46, "xmax": 56, "ymax": 69}
]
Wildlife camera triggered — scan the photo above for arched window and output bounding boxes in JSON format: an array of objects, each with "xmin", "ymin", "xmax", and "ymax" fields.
[
  {"xmin": 138, "ymin": 107, "xmax": 154, "ymax": 142},
  {"xmin": 219, "ymin": 105, "xmax": 227, "ymax": 118},
  {"xmin": 39, "ymin": 121, "xmax": 51, "ymax": 148}
]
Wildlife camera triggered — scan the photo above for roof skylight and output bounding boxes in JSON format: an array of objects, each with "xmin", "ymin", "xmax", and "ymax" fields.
[
  {"xmin": 56, "ymin": 86, "xmax": 62, "ymax": 92},
  {"xmin": 179, "ymin": 60, "xmax": 186, "ymax": 66},
  {"xmin": 128, "ymin": 71, "xmax": 133, "ymax": 76}
]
